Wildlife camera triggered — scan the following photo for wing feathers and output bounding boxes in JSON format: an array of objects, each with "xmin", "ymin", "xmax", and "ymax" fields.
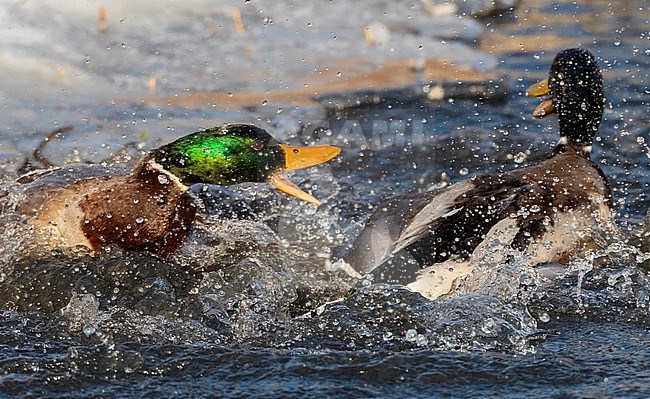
[{"xmin": 347, "ymin": 174, "xmax": 541, "ymax": 276}]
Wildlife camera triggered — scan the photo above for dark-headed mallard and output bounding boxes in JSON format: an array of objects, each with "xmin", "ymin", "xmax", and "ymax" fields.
[
  {"xmin": 346, "ymin": 48, "xmax": 614, "ymax": 299},
  {"xmin": 12, "ymin": 123, "xmax": 340, "ymax": 257}
]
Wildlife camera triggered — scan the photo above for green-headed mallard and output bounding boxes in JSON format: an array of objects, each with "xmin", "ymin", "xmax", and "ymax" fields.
[
  {"xmin": 346, "ymin": 48, "xmax": 613, "ymax": 299},
  {"xmin": 14, "ymin": 123, "xmax": 340, "ymax": 257}
]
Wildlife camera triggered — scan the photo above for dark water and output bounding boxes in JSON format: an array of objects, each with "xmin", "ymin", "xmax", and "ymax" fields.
[
  {"xmin": 2, "ymin": 319, "xmax": 650, "ymax": 398},
  {"xmin": 1, "ymin": 1, "xmax": 649, "ymax": 398}
]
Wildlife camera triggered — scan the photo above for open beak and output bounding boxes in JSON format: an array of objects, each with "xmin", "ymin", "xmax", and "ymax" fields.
[
  {"xmin": 526, "ymin": 78, "xmax": 555, "ymax": 118},
  {"xmin": 269, "ymin": 144, "xmax": 341, "ymax": 206}
]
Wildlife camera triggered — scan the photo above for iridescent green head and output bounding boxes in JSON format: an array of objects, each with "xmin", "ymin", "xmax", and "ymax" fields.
[
  {"xmin": 153, "ymin": 124, "xmax": 282, "ymax": 185},
  {"xmin": 151, "ymin": 124, "xmax": 341, "ymax": 205}
]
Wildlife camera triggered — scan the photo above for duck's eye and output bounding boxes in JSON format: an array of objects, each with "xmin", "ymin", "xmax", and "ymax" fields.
[{"xmin": 249, "ymin": 140, "xmax": 265, "ymax": 151}]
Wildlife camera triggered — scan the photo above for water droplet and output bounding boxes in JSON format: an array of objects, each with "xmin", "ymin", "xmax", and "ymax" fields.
[
  {"xmin": 133, "ymin": 198, "xmax": 140, "ymax": 204},
  {"xmin": 83, "ymin": 325, "xmax": 96, "ymax": 336},
  {"xmin": 336, "ymin": 71, "xmax": 342, "ymax": 77},
  {"xmin": 459, "ymin": 167, "xmax": 469, "ymax": 176},
  {"xmin": 135, "ymin": 217, "xmax": 144, "ymax": 224},
  {"xmin": 637, "ymin": 136, "xmax": 645, "ymax": 144},
  {"xmin": 416, "ymin": 335, "xmax": 429, "ymax": 346},
  {"xmin": 124, "ymin": 367, "xmax": 134, "ymax": 374},
  {"xmin": 481, "ymin": 318, "xmax": 498, "ymax": 335},
  {"xmin": 538, "ymin": 311, "xmax": 550, "ymax": 323},
  {"xmin": 257, "ymin": 187, "xmax": 272, "ymax": 198},
  {"xmin": 405, "ymin": 329, "xmax": 418, "ymax": 341},
  {"xmin": 514, "ymin": 152, "xmax": 526, "ymax": 163},
  {"xmin": 67, "ymin": 347, "xmax": 79, "ymax": 359},
  {"xmin": 158, "ymin": 174, "xmax": 169, "ymax": 185},
  {"xmin": 105, "ymin": 213, "xmax": 112, "ymax": 219},
  {"xmin": 530, "ymin": 205, "xmax": 541, "ymax": 213},
  {"xmin": 304, "ymin": 203, "xmax": 318, "ymax": 215}
]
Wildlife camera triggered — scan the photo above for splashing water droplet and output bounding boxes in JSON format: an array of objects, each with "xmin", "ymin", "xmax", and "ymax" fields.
[
  {"xmin": 481, "ymin": 318, "xmax": 498, "ymax": 335},
  {"xmin": 67, "ymin": 347, "xmax": 79, "ymax": 359},
  {"xmin": 83, "ymin": 325, "xmax": 96, "ymax": 336},
  {"xmin": 158, "ymin": 174, "xmax": 169, "ymax": 185},
  {"xmin": 304, "ymin": 203, "xmax": 318, "ymax": 215},
  {"xmin": 257, "ymin": 187, "xmax": 272, "ymax": 198},
  {"xmin": 514, "ymin": 152, "xmax": 526, "ymax": 164},
  {"xmin": 405, "ymin": 329, "xmax": 418, "ymax": 341},
  {"xmin": 538, "ymin": 311, "xmax": 550, "ymax": 323}
]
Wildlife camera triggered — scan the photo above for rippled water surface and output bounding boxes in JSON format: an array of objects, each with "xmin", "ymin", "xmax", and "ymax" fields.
[{"xmin": 1, "ymin": 0, "xmax": 649, "ymax": 397}]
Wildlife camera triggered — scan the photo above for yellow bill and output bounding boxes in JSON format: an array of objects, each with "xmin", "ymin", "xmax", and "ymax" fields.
[
  {"xmin": 270, "ymin": 144, "xmax": 341, "ymax": 206},
  {"xmin": 270, "ymin": 173, "xmax": 322, "ymax": 206},
  {"xmin": 526, "ymin": 79, "xmax": 550, "ymax": 97},
  {"xmin": 279, "ymin": 144, "xmax": 341, "ymax": 171},
  {"xmin": 526, "ymin": 78, "xmax": 555, "ymax": 118}
]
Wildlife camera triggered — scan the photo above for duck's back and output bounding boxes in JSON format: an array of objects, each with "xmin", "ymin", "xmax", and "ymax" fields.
[
  {"xmin": 10, "ymin": 165, "xmax": 126, "ymax": 250},
  {"xmin": 10, "ymin": 163, "xmax": 197, "ymax": 257},
  {"xmin": 347, "ymin": 148, "xmax": 612, "ymax": 291}
]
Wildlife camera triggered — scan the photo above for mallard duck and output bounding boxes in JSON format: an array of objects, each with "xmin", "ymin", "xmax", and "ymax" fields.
[
  {"xmin": 11, "ymin": 123, "xmax": 340, "ymax": 257},
  {"xmin": 346, "ymin": 48, "xmax": 613, "ymax": 299}
]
